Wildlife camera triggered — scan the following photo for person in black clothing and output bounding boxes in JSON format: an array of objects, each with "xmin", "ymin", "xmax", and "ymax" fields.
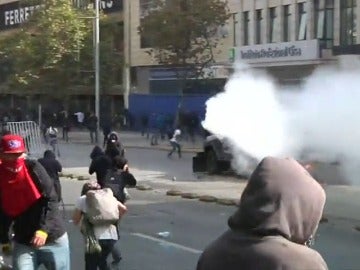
[
  {"xmin": 0, "ymin": 134, "xmax": 69, "ymax": 269},
  {"xmin": 89, "ymin": 145, "xmax": 113, "ymax": 188},
  {"xmin": 103, "ymin": 155, "xmax": 137, "ymax": 268},
  {"xmin": 140, "ymin": 114, "xmax": 149, "ymax": 139},
  {"xmin": 101, "ymin": 113, "xmax": 112, "ymax": 148},
  {"xmin": 38, "ymin": 150, "xmax": 63, "ymax": 202},
  {"xmin": 105, "ymin": 155, "xmax": 137, "ymax": 203},
  {"xmin": 105, "ymin": 132, "xmax": 125, "ymax": 158},
  {"xmin": 62, "ymin": 115, "xmax": 71, "ymax": 142},
  {"xmin": 87, "ymin": 112, "xmax": 98, "ymax": 144}
]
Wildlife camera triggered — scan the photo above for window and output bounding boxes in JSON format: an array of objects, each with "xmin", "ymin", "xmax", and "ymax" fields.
[
  {"xmin": 269, "ymin": 7, "xmax": 278, "ymax": 43},
  {"xmin": 140, "ymin": 0, "xmax": 155, "ymax": 17},
  {"xmin": 232, "ymin": 13, "xmax": 239, "ymax": 46},
  {"xmin": 340, "ymin": 0, "xmax": 357, "ymax": 45},
  {"xmin": 297, "ymin": 2, "xmax": 307, "ymax": 40},
  {"xmin": 140, "ymin": 0, "xmax": 156, "ymax": 48},
  {"xmin": 243, "ymin": 11, "xmax": 250, "ymax": 45},
  {"xmin": 315, "ymin": 0, "xmax": 334, "ymax": 48},
  {"xmin": 283, "ymin": 5, "xmax": 291, "ymax": 42},
  {"xmin": 140, "ymin": 18, "xmax": 153, "ymax": 48},
  {"xmin": 255, "ymin": 9, "xmax": 262, "ymax": 44}
]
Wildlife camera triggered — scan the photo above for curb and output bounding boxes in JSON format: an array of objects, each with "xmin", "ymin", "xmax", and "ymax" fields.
[
  {"xmin": 166, "ymin": 190, "xmax": 183, "ymax": 196},
  {"xmin": 163, "ymin": 189, "xmax": 237, "ymax": 206},
  {"xmin": 61, "ymin": 172, "xmax": 92, "ymax": 182},
  {"xmin": 181, "ymin": 193, "xmax": 199, "ymax": 199},
  {"xmin": 136, "ymin": 185, "xmax": 153, "ymax": 191},
  {"xmin": 77, "ymin": 175, "xmax": 90, "ymax": 181},
  {"xmin": 198, "ymin": 195, "xmax": 217, "ymax": 203},
  {"xmin": 216, "ymin": 198, "xmax": 238, "ymax": 206},
  {"xmin": 60, "ymin": 140, "xmax": 201, "ymax": 153},
  {"xmin": 126, "ymin": 145, "xmax": 201, "ymax": 154}
]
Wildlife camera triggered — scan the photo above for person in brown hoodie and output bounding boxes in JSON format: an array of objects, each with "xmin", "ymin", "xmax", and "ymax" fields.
[{"xmin": 197, "ymin": 156, "xmax": 328, "ymax": 270}]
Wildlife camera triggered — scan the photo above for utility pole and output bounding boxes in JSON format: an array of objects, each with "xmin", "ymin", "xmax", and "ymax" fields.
[
  {"xmin": 75, "ymin": 1, "xmax": 100, "ymax": 140},
  {"xmin": 123, "ymin": 0, "xmax": 131, "ymax": 109},
  {"xmin": 95, "ymin": 0, "xmax": 100, "ymax": 140}
]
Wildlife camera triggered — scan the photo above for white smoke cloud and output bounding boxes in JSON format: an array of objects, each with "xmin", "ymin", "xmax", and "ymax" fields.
[{"xmin": 202, "ymin": 62, "xmax": 360, "ymax": 184}]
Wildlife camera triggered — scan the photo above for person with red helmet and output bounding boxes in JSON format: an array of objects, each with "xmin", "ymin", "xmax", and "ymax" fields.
[{"xmin": 0, "ymin": 134, "xmax": 69, "ymax": 270}]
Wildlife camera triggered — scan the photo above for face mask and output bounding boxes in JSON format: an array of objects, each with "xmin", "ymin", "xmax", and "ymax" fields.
[{"xmin": 1, "ymin": 157, "xmax": 25, "ymax": 173}]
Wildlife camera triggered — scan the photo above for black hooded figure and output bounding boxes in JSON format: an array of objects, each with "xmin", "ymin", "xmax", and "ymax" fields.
[
  {"xmin": 105, "ymin": 132, "xmax": 125, "ymax": 158},
  {"xmin": 89, "ymin": 145, "xmax": 112, "ymax": 187},
  {"xmin": 38, "ymin": 150, "xmax": 63, "ymax": 202}
]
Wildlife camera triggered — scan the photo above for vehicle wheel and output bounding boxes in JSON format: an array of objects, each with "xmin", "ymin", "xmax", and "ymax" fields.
[{"xmin": 206, "ymin": 149, "xmax": 220, "ymax": 174}]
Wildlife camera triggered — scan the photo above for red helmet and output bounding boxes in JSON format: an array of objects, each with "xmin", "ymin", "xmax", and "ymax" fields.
[{"xmin": 0, "ymin": 134, "xmax": 26, "ymax": 153}]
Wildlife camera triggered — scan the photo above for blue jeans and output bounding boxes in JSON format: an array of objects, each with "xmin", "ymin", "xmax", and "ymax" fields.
[
  {"xmin": 13, "ymin": 233, "xmax": 70, "ymax": 270},
  {"xmin": 168, "ymin": 141, "xmax": 181, "ymax": 158}
]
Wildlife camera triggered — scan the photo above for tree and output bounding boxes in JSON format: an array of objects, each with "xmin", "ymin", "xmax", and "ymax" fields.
[
  {"xmin": 0, "ymin": 0, "xmax": 90, "ymax": 95},
  {"xmin": 138, "ymin": 0, "xmax": 231, "ymax": 94},
  {"xmin": 78, "ymin": 17, "xmax": 123, "ymax": 91},
  {"xmin": 0, "ymin": 0, "xmax": 123, "ymax": 98}
]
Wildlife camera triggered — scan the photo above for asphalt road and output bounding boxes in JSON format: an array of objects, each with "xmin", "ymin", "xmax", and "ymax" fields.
[
  {"xmin": 60, "ymin": 182, "xmax": 360, "ymax": 270},
  {"xmin": 59, "ymin": 142, "xmax": 199, "ymax": 181},
  {"xmin": 50, "ymin": 142, "xmax": 360, "ymax": 269}
]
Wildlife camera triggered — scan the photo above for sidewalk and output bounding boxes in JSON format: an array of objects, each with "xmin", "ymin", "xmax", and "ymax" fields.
[{"xmin": 63, "ymin": 130, "xmax": 203, "ymax": 153}]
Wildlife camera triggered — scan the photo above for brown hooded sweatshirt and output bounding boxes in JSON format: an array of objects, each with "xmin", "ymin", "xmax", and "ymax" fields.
[{"xmin": 197, "ymin": 157, "xmax": 328, "ymax": 270}]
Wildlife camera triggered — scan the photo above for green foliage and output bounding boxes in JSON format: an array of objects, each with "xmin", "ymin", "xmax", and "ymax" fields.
[
  {"xmin": 0, "ymin": 0, "xmax": 123, "ymax": 95},
  {"xmin": 138, "ymin": 0, "xmax": 230, "ymax": 82},
  {"xmin": 78, "ymin": 17, "xmax": 123, "ymax": 90}
]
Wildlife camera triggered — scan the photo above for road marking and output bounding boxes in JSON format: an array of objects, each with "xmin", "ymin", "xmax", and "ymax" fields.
[{"xmin": 131, "ymin": 233, "xmax": 202, "ymax": 254}]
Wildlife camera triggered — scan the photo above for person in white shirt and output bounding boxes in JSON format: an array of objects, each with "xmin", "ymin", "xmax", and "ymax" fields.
[
  {"xmin": 167, "ymin": 128, "xmax": 182, "ymax": 158},
  {"xmin": 74, "ymin": 112, "xmax": 85, "ymax": 129},
  {"xmin": 46, "ymin": 126, "xmax": 60, "ymax": 157},
  {"xmin": 72, "ymin": 182, "xmax": 127, "ymax": 270}
]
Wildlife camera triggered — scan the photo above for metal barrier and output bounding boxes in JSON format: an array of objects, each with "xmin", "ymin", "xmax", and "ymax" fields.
[{"xmin": 5, "ymin": 121, "xmax": 45, "ymax": 158}]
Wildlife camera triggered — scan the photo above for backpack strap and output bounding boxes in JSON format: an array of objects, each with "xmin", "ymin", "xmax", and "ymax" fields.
[{"xmin": 25, "ymin": 159, "xmax": 48, "ymax": 198}]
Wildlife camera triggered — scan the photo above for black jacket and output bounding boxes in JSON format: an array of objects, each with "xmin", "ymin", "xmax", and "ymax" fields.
[
  {"xmin": 89, "ymin": 146, "xmax": 112, "ymax": 187},
  {"xmin": 104, "ymin": 169, "xmax": 137, "ymax": 203},
  {"xmin": 0, "ymin": 160, "xmax": 66, "ymax": 245},
  {"xmin": 38, "ymin": 150, "xmax": 62, "ymax": 201},
  {"xmin": 105, "ymin": 132, "xmax": 125, "ymax": 158}
]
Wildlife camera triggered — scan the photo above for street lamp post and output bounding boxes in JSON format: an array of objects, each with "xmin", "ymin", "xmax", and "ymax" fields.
[
  {"xmin": 95, "ymin": 0, "xmax": 100, "ymax": 141},
  {"xmin": 123, "ymin": 0, "xmax": 131, "ymax": 109}
]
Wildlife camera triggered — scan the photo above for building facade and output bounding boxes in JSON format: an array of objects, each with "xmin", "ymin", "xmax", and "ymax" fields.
[
  {"xmin": 231, "ymin": 0, "xmax": 360, "ymax": 84},
  {"xmin": 1, "ymin": 0, "xmax": 359, "ymax": 122},
  {"xmin": 127, "ymin": 0, "xmax": 360, "ymax": 92},
  {"xmin": 126, "ymin": 0, "xmax": 236, "ymax": 96}
]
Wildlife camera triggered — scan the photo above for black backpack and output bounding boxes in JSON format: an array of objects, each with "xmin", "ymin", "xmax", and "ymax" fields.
[
  {"xmin": 25, "ymin": 159, "xmax": 51, "ymax": 199},
  {"xmin": 167, "ymin": 128, "xmax": 174, "ymax": 140},
  {"xmin": 103, "ymin": 169, "xmax": 126, "ymax": 203}
]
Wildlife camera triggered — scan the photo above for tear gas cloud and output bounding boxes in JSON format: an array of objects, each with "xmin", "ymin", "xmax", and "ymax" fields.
[{"xmin": 202, "ymin": 62, "xmax": 360, "ymax": 184}]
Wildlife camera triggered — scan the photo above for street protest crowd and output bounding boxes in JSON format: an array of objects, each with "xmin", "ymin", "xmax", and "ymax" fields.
[{"xmin": 0, "ymin": 123, "xmax": 329, "ymax": 270}]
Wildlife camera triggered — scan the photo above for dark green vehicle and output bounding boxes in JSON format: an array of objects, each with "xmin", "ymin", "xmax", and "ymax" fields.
[
  {"xmin": 193, "ymin": 135, "xmax": 350, "ymax": 185},
  {"xmin": 192, "ymin": 134, "xmax": 257, "ymax": 177}
]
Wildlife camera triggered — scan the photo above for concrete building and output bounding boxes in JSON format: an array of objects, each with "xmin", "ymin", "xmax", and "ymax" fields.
[
  {"xmin": 126, "ymin": 0, "xmax": 235, "ymax": 96},
  {"xmin": 127, "ymin": 0, "xmax": 360, "ymax": 92},
  {"xmin": 1, "ymin": 0, "xmax": 360, "ymax": 122}
]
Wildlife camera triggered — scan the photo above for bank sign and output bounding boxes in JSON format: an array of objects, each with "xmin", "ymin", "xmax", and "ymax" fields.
[
  {"xmin": 234, "ymin": 40, "xmax": 319, "ymax": 64},
  {"xmin": 0, "ymin": 0, "xmax": 122, "ymax": 31}
]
